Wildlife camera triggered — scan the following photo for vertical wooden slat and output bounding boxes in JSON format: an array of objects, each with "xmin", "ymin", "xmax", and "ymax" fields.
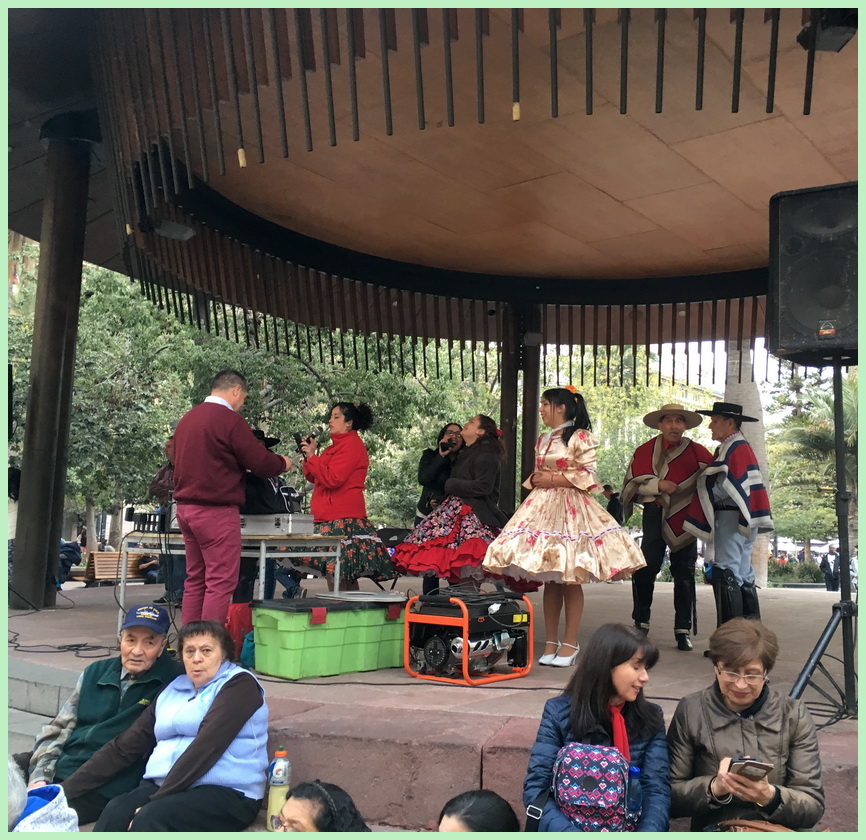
[
  {"xmin": 346, "ymin": 9, "xmax": 360, "ymax": 141},
  {"xmin": 694, "ymin": 9, "xmax": 706, "ymax": 110},
  {"xmin": 631, "ymin": 303, "xmax": 638, "ymax": 387},
  {"xmin": 319, "ymin": 8, "xmax": 338, "ymax": 146},
  {"xmin": 183, "ymin": 10, "xmax": 211, "ymax": 179},
  {"xmin": 654, "ymin": 9, "xmax": 666, "ymax": 114},
  {"xmin": 511, "ymin": 9, "xmax": 521, "ymax": 116},
  {"xmin": 736, "ymin": 297, "xmax": 745, "ymax": 382},
  {"xmin": 294, "ymin": 9, "xmax": 314, "ymax": 151},
  {"xmin": 379, "ymin": 10, "xmax": 394, "ymax": 135},
  {"xmin": 567, "ymin": 305, "xmax": 574, "ymax": 384},
  {"xmin": 803, "ymin": 9, "xmax": 818, "ymax": 115},
  {"xmin": 220, "ymin": 9, "xmax": 247, "ymax": 168},
  {"xmin": 199, "ymin": 10, "xmax": 226, "ymax": 176},
  {"xmin": 592, "ymin": 305, "xmax": 599, "ymax": 387},
  {"xmin": 165, "ymin": 10, "xmax": 194, "ymax": 189},
  {"xmin": 619, "ymin": 8, "xmax": 630, "ymax": 114},
  {"xmin": 142, "ymin": 10, "xmax": 175, "ymax": 194},
  {"xmin": 411, "ymin": 9, "xmax": 427, "ymax": 131},
  {"xmin": 579, "ymin": 304, "xmax": 586, "ymax": 386},
  {"xmin": 730, "ymin": 9, "xmax": 744, "ymax": 113},
  {"xmin": 697, "ymin": 302, "xmax": 705, "ymax": 386},
  {"xmin": 584, "ymin": 9, "xmax": 594, "ymax": 115},
  {"xmin": 240, "ymin": 7, "xmax": 265, "ymax": 164},
  {"xmin": 475, "ymin": 9, "xmax": 486, "ymax": 124},
  {"xmin": 264, "ymin": 9, "xmax": 289, "ymax": 158},
  {"xmin": 765, "ymin": 9, "xmax": 780, "ymax": 113},
  {"xmin": 749, "ymin": 296, "xmax": 759, "ymax": 382},
  {"xmin": 432, "ymin": 293, "xmax": 442, "ymax": 378},
  {"xmin": 443, "ymin": 9, "xmax": 455, "ymax": 127},
  {"xmin": 549, "ymin": 9, "xmax": 559, "ymax": 117}
]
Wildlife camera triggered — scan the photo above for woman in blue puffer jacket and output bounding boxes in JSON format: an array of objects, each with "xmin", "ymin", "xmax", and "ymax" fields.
[{"xmin": 523, "ymin": 623, "xmax": 670, "ymax": 831}]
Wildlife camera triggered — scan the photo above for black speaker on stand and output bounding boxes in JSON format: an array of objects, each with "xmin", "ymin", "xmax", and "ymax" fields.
[{"xmin": 768, "ymin": 181, "xmax": 858, "ymax": 725}]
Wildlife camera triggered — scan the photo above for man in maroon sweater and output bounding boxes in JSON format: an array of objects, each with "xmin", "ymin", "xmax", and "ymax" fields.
[{"xmin": 173, "ymin": 370, "xmax": 292, "ymax": 624}]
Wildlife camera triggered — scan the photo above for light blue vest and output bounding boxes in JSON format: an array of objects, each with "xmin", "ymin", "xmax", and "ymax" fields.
[{"xmin": 145, "ymin": 660, "xmax": 268, "ymax": 800}]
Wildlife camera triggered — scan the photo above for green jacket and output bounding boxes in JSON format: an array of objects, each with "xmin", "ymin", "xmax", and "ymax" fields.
[{"xmin": 51, "ymin": 652, "xmax": 181, "ymax": 800}]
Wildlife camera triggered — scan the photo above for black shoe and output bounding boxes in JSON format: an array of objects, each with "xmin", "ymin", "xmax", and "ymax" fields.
[
  {"xmin": 153, "ymin": 595, "xmax": 178, "ymax": 606},
  {"xmin": 675, "ymin": 633, "xmax": 693, "ymax": 651}
]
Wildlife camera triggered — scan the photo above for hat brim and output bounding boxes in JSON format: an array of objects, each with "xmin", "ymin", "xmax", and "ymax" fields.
[
  {"xmin": 695, "ymin": 410, "xmax": 759, "ymax": 422},
  {"xmin": 642, "ymin": 408, "xmax": 703, "ymax": 429}
]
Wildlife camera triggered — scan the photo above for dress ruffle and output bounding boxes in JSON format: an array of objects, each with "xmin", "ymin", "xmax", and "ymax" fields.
[
  {"xmin": 483, "ymin": 486, "xmax": 646, "ymax": 584},
  {"xmin": 393, "ymin": 496, "xmax": 540, "ymax": 591}
]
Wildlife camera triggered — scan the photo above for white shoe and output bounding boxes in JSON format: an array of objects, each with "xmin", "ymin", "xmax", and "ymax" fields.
[
  {"xmin": 538, "ymin": 641, "xmax": 561, "ymax": 666},
  {"xmin": 551, "ymin": 643, "xmax": 580, "ymax": 667}
]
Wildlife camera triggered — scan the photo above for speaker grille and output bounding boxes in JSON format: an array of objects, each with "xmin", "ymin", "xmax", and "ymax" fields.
[{"xmin": 768, "ymin": 182, "xmax": 857, "ymax": 367}]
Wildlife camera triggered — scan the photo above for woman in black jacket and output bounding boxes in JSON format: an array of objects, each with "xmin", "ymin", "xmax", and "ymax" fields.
[
  {"xmin": 394, "ymin": 415, "xmax": 511, "ymax": 589},
  {"xmin": 415, "ymin": 423, "xmax": 463, "ymax": 525}
]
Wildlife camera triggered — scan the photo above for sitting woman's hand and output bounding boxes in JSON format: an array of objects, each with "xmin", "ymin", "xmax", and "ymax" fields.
[{"xmin": 712, "ymin": 756, "xmax": 775, "ymax": 807}]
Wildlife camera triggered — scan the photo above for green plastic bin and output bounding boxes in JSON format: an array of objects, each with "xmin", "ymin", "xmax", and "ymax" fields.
[{"xmin": 252, "ymin": 597, "xmax": 405, "ymax": 680}]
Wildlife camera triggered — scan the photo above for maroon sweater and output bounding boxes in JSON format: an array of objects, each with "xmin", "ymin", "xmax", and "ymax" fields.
[{"xmin": 173, "ymin": 401, "xmax": 285, "ymax": 506}]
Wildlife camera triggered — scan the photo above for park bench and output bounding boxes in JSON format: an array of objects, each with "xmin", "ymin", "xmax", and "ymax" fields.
[{"xmin": 69, "ymin": 551, "xmax": 153, "ymax": 585}]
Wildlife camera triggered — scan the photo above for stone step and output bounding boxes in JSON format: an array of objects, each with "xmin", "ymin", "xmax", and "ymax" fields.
[{"xmin": 8, "ymin": 708, "xmax": 51, "ymax": 755}]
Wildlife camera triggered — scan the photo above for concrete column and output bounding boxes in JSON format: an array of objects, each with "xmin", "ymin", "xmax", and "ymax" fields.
[
  {"xmin": 10, "ymin": 119, "xmax": 93, "ymax": 609},
  {"xmin": 498, "ymin": 304, "xmax": 519, "ymax": 512}
]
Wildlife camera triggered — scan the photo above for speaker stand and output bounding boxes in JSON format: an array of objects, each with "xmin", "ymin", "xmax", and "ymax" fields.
[{"xmin": 789, "ymin": 361, "xmax": 857, "ymax": 727}]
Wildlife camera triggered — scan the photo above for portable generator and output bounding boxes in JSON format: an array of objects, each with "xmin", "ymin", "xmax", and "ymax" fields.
[{"xmin": 404, "ymin": 587, "xmax": 534, "ymax": 686}]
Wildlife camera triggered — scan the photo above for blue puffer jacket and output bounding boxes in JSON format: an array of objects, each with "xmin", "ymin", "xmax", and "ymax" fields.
[{"xmin": 523, "ymin": 696, "xmax": 671, "ymax": 832}]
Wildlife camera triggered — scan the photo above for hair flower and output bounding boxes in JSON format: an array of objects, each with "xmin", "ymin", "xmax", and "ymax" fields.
[{"xmin": 496, "ymin": 429, "xmax": 503, "ymax": 437}]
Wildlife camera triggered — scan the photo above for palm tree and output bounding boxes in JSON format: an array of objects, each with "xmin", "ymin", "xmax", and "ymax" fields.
[{"xmin": 778, "ymin": 369, "xmax": 858, "ymax": 550}]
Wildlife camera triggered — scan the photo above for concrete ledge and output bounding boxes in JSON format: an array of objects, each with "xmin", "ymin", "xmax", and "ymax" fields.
[
  {"xmin": 268, "ymin": 703, "xmax": 509, "ymax": 830},
  {"xmin": 9, "ymin": 659, "xmax": 80, "ymax": 718}
]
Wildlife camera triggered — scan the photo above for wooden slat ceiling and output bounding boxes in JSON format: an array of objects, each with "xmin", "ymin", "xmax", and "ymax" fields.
[{"xmin": 8, "ymin": 8, "xmax": 858, "ymax": 381}]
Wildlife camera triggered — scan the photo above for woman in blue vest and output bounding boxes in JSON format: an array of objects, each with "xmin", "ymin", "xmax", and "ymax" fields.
[{"xmin": 59, "ymin": 620, "xmax": 268, "ymax": 832}]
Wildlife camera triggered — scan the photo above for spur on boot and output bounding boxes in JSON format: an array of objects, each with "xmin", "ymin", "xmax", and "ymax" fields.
[
  {"xmin": 551, "ymin": 642, "xmax": 580, "ymax": 667},
  {"xmin": 539, "ymin": 641, "xmax": 561, "ymax": 666},
  {"xmin": 675, "ymin": 631, "xmax": 693, "ymax": 651}
]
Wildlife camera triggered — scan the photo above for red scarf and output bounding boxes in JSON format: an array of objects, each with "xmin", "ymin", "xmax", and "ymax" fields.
[{"xmin": 609, "ymin": 704, "xmax": 631, "ymax": 762}]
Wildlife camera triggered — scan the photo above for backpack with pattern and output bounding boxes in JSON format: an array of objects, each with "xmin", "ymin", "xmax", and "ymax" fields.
[{"xmin": 552, "ymin": 742, "xmax": 634, "ymax": 831}]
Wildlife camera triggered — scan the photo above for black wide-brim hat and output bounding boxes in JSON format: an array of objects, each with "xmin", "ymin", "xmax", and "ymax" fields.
[
  {"xmin": 252, "ymin": 429, "xmax": 281, "ymax": 448},
  {"xmin": 696, "ymin": 401, "xmax": 759, "ymax": 422}
]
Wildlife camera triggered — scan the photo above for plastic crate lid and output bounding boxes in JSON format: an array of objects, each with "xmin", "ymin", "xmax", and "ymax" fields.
[{"xmin": 252, "ymin": 597, "xmax": 393, "ymax": 613}]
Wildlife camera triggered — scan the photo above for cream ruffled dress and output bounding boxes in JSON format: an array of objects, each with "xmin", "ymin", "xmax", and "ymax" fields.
[{"xmin": 482, "ymin": 425, "xmax": 646, "ymax": 584}]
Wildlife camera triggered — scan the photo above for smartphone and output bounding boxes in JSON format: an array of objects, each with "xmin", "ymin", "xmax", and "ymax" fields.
[{"xmin": 728, "ymin": 758, "xmax": 773, "ymax": 780}]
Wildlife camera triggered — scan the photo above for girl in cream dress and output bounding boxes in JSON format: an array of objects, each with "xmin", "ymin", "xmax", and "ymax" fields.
[{"xmin": 483, "ymin": 387, "xmax": 645, "ymax": 667}]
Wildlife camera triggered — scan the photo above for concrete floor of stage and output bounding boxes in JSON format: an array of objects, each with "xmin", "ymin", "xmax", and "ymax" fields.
[{"xmin": 8, "ymin": 576, "xmax": 858, "ymax": 831}]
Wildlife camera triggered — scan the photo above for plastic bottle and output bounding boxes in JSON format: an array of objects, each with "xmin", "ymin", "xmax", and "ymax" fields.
[
  {"xmin": 266, "ymin": 747, "xmax": 291, "ymax": 831},
  {"xmin": 626, "ymin": 765, "xmax": 642, "ymax": 824}
]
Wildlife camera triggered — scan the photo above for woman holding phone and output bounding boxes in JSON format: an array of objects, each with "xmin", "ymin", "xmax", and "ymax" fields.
[{"xmin": 667, "ymin": 619, "xmax": 824, "ymax": 830}]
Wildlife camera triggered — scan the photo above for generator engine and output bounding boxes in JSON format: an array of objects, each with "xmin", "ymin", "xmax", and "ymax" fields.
[{"xmin": 407, "ymin": 588, "xmax": 530, "ymax": 677}]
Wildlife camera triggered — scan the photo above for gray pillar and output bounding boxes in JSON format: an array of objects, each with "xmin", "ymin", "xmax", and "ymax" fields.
[
  {"xmin": 520, "ymin": 306, "xmax": 542, "ymax": 501},
  {"xmin": 499, "ymin": 304, "xmax": 519, "ymax": 512},
  {"xmin": 10, "ymin": 118, "xmax": 93, "ymax": 609}
]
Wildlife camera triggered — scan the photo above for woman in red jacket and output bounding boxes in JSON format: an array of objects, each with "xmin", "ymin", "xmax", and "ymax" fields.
[{"xmin": 299, "ymin": 402, "xmax": 394, "ymax": 590}]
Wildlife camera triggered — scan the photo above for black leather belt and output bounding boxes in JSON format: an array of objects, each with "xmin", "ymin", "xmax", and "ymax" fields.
[{"xmin": 714, "ymin": 505, "xmax": 738, "ymax": 511}]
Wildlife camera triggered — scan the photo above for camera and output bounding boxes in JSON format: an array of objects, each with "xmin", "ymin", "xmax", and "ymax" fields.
[{"xmin": 439, "ymin": 440, "xmax": 456, "ymax": 453}]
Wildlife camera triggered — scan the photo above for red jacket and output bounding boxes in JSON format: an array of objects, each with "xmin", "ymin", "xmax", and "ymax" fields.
[
  {"xmin": 173, "ymin": 402, "xmax": 286, "ymax": 506},
  {"xmin": 303, "ymin": 431, "xmax": 368, "ymax": 521}
]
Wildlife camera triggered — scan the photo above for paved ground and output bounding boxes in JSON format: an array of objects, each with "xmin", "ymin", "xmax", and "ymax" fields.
[{"xmin": 9, "ymin": 576, "xmax": 858, "ymax": 831}]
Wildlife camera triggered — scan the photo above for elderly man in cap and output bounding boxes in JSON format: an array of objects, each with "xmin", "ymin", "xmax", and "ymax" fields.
[
  {"xmin": 621, "ymin": 404, "xmax": 713, "ymax": 651},
  {"xmin": 684, "ymin": 402, "xmax": 773, "ymax": 627},
  {"xmin": 14, "ymin": 604, "xmax": 181, "ymax": 825}
]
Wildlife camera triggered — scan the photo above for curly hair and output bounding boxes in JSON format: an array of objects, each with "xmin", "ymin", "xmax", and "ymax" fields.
[
  {"xmin": 178, "ymin": 620, "xmax": 236, "ymax": 663},
  {"xmin": 475, "ymin": 414, "xmax": 505, "ymax": 458}
]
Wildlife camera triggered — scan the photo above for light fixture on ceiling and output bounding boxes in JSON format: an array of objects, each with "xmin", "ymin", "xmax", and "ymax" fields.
[{"xmin": 138, "ymin": 216, "xmax": 196, "ymax": 242}]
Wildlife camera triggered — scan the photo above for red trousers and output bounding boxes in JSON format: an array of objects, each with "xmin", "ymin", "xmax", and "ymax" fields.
[{"xmin": 176, "ymin": 503, "xmax": 241, "ymax": 625}]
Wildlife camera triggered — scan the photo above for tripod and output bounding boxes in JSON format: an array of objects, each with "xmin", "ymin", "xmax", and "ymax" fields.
[{"xmin": 789, "ymin": 361, "xmax": 857, "ymax": 725}]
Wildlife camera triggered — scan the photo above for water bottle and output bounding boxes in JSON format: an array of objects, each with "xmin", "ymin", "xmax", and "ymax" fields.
[
  {"xmin": 626, "ymin": 765, "xmax": 642, "ymax": 825},
  {"xmin": 266, "ymin": 747, "xmax": 291, "ymax": 831}
]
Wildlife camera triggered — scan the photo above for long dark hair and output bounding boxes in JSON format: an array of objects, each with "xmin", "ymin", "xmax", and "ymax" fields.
[
  {"xmin": 332, "ymin": 401, "xmax": 373, "ymax": 432},
  {"xmin": 289, "ymin": 781, "xmax": 370, "ymax": 832},
  {"xmin": 439, "ymin": 789, "xmax": 520, "ymax": 832},
  {"xmin": 562, "ymin": 623, "xmax": 661, "ymax": 743},
  {"xmin": 542, "ymin": 387, "xmax": 592, "ymax": 446},
  {"xmin": 475, "ymin": 414, "xmax": 505, "ymax": 458}
]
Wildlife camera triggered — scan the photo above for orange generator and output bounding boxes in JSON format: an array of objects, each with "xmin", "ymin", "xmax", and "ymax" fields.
[{"xmin": 404, "ymin": 588, "xmax": 533, "ymax": 686}]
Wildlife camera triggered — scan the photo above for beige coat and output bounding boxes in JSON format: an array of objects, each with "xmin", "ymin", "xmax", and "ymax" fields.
[{"xmin": 667, "ymin": 684, "xmax": 824, "ymax": 830}]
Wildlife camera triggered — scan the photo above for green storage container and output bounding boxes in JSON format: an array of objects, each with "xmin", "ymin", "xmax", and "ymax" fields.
[{"xmin": 252, "ymin": 597, "xmax": 405, "ymax": 680}]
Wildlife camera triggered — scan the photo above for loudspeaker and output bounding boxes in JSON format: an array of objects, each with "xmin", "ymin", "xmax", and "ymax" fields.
[{"xmin": 768, "ymin": 181, "xmax": 857, "ymax": 367}]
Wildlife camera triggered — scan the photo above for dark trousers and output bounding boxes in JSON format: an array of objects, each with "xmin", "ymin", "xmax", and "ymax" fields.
[
  {"xmin": 12, "ymin": 750, "xmax": 109, "ymax": 825},
  {"xmin": 824, "ymin": 573, "xmax": 840, "ymax": 592},
  {"xmin": 631, "ymin": 504, "xmax": 696, "ymax": 631},
  {"xmin": 93, "ymin": 780, "xmax": 261, "ymax": 832},
  {"xmin": 159, "ymin": 552, "xmax": 186, "ymax": 599}
]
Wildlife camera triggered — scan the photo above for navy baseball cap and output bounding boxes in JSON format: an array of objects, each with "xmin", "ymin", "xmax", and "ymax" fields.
[{"xmin": 120, "ymin": 604, "xmax": 170, "ymax": 635}]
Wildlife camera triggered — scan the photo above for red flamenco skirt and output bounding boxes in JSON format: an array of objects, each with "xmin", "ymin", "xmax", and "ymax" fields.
[{"xmin": 393, "ymin": 496, "xmax": 540, "ymax": 593}]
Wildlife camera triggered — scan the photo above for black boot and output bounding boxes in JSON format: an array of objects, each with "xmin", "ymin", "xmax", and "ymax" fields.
[
  {"xmin": 711, "ymin": 566, "xmax": 744, "ymax": 627},
  {"xmin": 741, "ymin": 581, "xmax": 761, "ymax": 620},
  {"xmin": 675, "ymin": 631, "xmax": 693, "ymax": 651},
  {"xmin": 422, "ymin": 574, "xmax": 440, "ymax": 596}
]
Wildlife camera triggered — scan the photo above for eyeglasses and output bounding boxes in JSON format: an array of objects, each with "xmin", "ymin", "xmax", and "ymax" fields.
[
  {"xmin": 444, "ymin": 431, "xmax": 462, "ymax": 437},
  {"xmin": 715, "ymin": 666, "xmax": 769, "ymax": 685},
  {"xmin": 269, "ymin": 815, "xmax": 288, "ymax": 831}
]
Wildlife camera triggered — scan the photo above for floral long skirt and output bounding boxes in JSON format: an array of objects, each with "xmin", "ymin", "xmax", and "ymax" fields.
[{"xmin": 300, "ymin": 517, "xmax": 396, "ymax": 583}]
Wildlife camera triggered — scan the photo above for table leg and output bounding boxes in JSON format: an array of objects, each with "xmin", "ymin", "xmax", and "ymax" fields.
[
  {"xmin": 256, "ymin": 540, "xmax": 266, "ymax": 601},
  {"xmin": 333, "ymin": 544, "xmax": 341, "ymax": 594},
  {"xmin": 118, "ymin": 539, "xmax": 129, "ymax": 634}
]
